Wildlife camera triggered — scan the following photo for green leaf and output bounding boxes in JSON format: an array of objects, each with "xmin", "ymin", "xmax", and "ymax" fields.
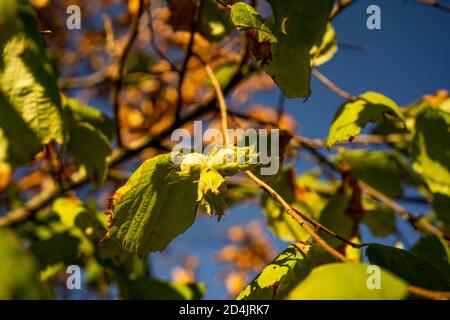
[
  {"xmin": 411, "ymin": 236, "xmax": 450, "ymax": 279},
  {"xmin": 285, "ymin": 263, "xmax": 408, "ymax": 300},
  {"xmin": 432, "ymin": 193, "xmax": 450, "ymax": 231},
  {"xmin": 197, "ymin": 167, "xmax": 227, "ymax": 219},
  {"xmin": 366, "ymin": 243, "xmax": 450, "ymax": 291},
  {"xmin": 362, "ymin": 204, "xmax": 397, "ymax": 237},
  {"xmin": 63, "ymin": 98, "xmax": 113, "ymax": 185},
  {"xmin": 52, "ymin": 197, "xmax": 88, "ymax": 229},
  {"xmin": 126, "ymin": 278, "xmax": 205, "ymax": 300},
  {"xmin": 200, "ymin": 0, "xmax": 233, "ymax": 42},
  {"xmin": 260, "ymin": 168, "xmax": 310, "ymax": 242},
  {"xmin": 67, "ymin": 122, "xmax": 112, "ymax": 185},
  {"xmin": 109, "ymin": 154, "xmax": 198, "ymax": 256},
  {"xmin": 264, "ymin": 0, "xmax": 333, "ymax": 98},
  {"xmin": 411, "ymin": 107, "xmax": 450, "ymax": 197},
  {"xmin": 0, "ymin": 0, "xmax": 20, "ymax": 48},
  {"xmin": 0, "ymin": 90, "xmax": 41, "ymax": 167},
  {"xmin": 327, "ymin": 92, "xmax": 404, "ymax": 147},
  {"xmin": 311, "ymin": 23, "xmax": 337, "ymax": 66},
  {"xmin": 230, "ymin": 2, "xmax": 277, "ymax": 43},
  {"xmin": 30, "ymin": 232, "xmax": 81, "ymax": 271},
  {"xmin": 318, "ymin": 189, "xmax": 354, "ymax": 248},
  {"xmin": 237, "ymin": 243, "xmax": 336, "ymax": 300},
  {"xmin": 0, "ymin": 228, "xmax": 51, "ymax": 299},
  {"xmin": 0, "ymin": 0, "xmax": 64, "ymax": 144},
  {"xmin": 64, "ymin": 97, "xmax": 115, "ymax": 139},
  {"xmin": 126, "ymin": 52, "xmax": 152, "ymax": 73},
  {"xmin": 336, "ymin": 150, "xmax": 417, "ymax": 197}
]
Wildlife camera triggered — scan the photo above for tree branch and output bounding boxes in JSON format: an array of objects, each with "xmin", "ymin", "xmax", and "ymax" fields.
[
  {"xmin": 175, "ymin": 0, "xmax": 201, "ymax": 122},
  {"xmin": 111, "ymin": 0, "xmax": 145, "ymax": 147},
  {"xmin": 330, "ymin": 0, "xmax": 358, "ymax": 20},
  {"xmin": 312, "ymin": 68, "xmax": 354, "ymax": 100}
]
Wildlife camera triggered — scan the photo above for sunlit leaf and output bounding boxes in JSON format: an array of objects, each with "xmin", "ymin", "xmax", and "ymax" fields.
[
  {"xmin": 230, "ymin": 2, "xmax": 277, "ymax": 43},
  {"xmin": 311, "ymin": 23, "xmax": 337, "ymax": 66},
  {"xmin": 327, "ymin": 92, "xmax": 404, "ymax": 147},
  {"xmin": 286, "ymin": 263, "xmax": 408, "ymax": 300},
  {"xmin": 411, "ymin": 107, "xmax": 450, "ymax": 197},
  {"xmin": 109, "ymin": 154, "xmax": 198, "ymax": 256},
  {"xmin": 237, "ymin": 243, "xmax": 335, "ymax": 300},
  {"xmin": 0, "ymin": 91, "xmax": 41, "ymax": 167},
  {"xmin": 200, "ymin": 0, "xmax": 233, "ymax": 41},
  {"xmin": 0, "ymin": 0, "xmax": 20, "ymax": 47},
  {"xmin": 0, "ymin": 0, "xmax": 64, "ymax": 144}
]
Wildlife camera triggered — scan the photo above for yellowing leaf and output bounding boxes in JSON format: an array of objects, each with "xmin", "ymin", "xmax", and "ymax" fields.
[{"xmin": 230, "ymin": 2, "xmax": 277, "ymax": 43}]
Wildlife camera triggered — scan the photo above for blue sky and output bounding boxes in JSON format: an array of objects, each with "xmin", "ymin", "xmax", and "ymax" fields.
[{"xmin": 149, "ymin": 0, "xmax": 450, "ymax": 299}]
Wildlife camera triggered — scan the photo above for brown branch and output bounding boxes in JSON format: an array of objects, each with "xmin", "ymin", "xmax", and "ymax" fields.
[
  {"xmin": 360, "ymin": 181, "xmax": 446, "ymax": 241},
  {"xmin": 146, "ymin": 6, "xmax": 178, "ymax": 71},
  {"xmin": 244, "ymin": 171, "xmax": 351, "ymax": 263},
  {"xmin": 330, "ymin": 0, "xmax": 358, "ymax": 20},
  {"xmin": 204, "ymin": 64, "xmax": 229, "ymax": 143},
  {"xmin": 0, "ymin": 63, "xmax": 254, "ymax": 227},
  {"xmin": 416, "ymin": 0, "xmax": 450, "ymax": 13},
  {"xmin": 175, "ymin": 0, "xmax": 201, "ymax": 122},
  {"xmin": 111, "ymin": 0, "xmax": 145, "ymax": 147},
  {"xmin": 204, "ymin": 62, "xmax": 356, "ymax": 261},
  {"xmin": 312, "ymin": 68, "xmax": 354, "ymax": 100},
  {"xmin": 409, "ymin": 285, "xmax": 450, "ymax": 300},
  {"xmin": 226, "ymin": 109, "xmax": 445, "ymax": 241}
]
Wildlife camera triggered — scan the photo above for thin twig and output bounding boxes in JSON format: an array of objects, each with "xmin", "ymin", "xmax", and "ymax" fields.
[
  {"xmin": 408, "ymin": 285, "xmax": 450, "ymax": 300},
  {"xmin": 175, "ymin": 0, "xmax": 201, "ymax": 122},
  {"xmin": 360, "ymin": 181, "xmax": 446, "ymax": 240},
  {"xmin": 276, "ymin": 92, "xmax": 285, "ymax": 124},
  {"xmin": 204, "ymin": 61, "xmax": 356, "ymax": 261},
  {"xmin": 146, "ymin": 6, "xmax": 178, "ymax": 71},
  {"xmin": 225, "ymin": 109, "xmax": 445, "ymax": 241},
  {"xmin": 330, "ymin": 0, "xmax": 358, "ymax": 20},
  {"xmin": 204, "ymin": 64, "xmax": 229, "ymax": 143},
  {"xmin": 245, "ymin": 171, "xmax": 351, "ymax": 263},
  {"xmin": 312, "ymin": 68, "xmax": 354, "ymax": 100},
  {"xmin": 415, "ymin": 0, "xmax": 450, "ymax": 13},
  {"xmin": 111, "ymin": 0, "xmax": 145, "ymax": 147}
]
